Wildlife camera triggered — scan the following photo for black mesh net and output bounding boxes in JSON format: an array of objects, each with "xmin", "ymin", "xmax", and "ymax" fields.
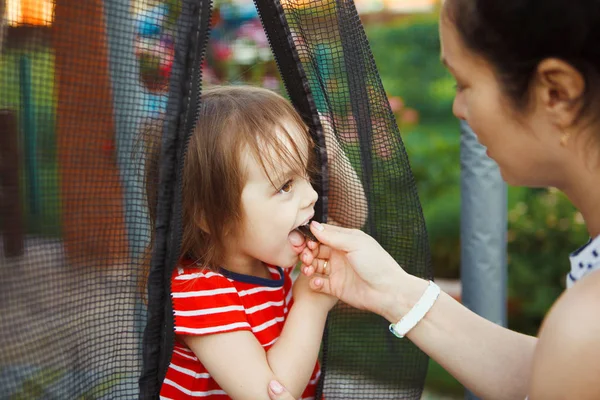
[{"xmin": 0, "ymin": 0, "xmax": 432, "ymax": 399}]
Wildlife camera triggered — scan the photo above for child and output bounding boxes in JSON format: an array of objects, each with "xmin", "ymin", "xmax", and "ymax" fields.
[{"xmin": 145, "ymin": 85, "xmax": 366, "ymax": 399}]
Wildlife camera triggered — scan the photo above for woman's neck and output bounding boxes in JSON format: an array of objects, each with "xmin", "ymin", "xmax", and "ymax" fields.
[{"xmin": 562, "ymin": 159, "xmax": 600, "ymax": 238}]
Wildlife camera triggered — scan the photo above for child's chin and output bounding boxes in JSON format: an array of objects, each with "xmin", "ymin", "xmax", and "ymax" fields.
[
  {"xmin": 264, "ymin": 255, "xmax": 297, "ymax": 269},
  {"xmin": 279, "ymin": 256, "xmax": 301, "ymax": 269}
]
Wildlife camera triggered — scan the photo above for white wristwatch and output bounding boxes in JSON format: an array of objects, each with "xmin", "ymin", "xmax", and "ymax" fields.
[{"xmin": 389, "ymin": 280, "xmax": 440, "ymax": 339}]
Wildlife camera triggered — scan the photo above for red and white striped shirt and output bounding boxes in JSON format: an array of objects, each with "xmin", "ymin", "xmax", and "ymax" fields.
[{"xmin": 159, "ymin": 260, "xmax": 321, "ymax": 399}]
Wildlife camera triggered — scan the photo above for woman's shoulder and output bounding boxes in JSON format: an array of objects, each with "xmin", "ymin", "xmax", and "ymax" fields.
[{"xmin": 529, "ymin": 269, "xmax": 600, "ymax": 399}]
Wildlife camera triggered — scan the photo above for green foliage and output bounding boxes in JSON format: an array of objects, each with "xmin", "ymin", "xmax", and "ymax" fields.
[
  {"xmin": 424, "ymin": 359, "xmax": 464, "ymax": 397},
  {"xmin": 402, "ymin": 124, "xmax": 461, "ymax": 277},
  {"xmin": 10, "ymin": 368, "xmax": 65, "ymax": 400},
  {"xmin": 8, "ymin": 367, "xmax": 123, "ymax": 400},
  {"xmin": 367, "ymin": 15, "xmax": 462, "ymax": 279},
  {"xmin": 366, "ymin": 16, "xmax": 455, "ymax": 124},
  {"xmin": 77, "ymin": 374, "xmax": 124, "ymax": 400},
  {"xmin": 0, "ymin": 47, "xmax": 60, "ymax": 237},
  {"xmin": 507, "ymin": 188, "xmax": 588, "ymax": 334},
  {"xmin": 163, "ymin": 0, "xmax": 182, "ymax": 32}
]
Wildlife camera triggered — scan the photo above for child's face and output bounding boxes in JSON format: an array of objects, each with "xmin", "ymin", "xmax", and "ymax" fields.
[{"xmin": 225, "ymin": 123, "xmax": 318, "ymax": 271}]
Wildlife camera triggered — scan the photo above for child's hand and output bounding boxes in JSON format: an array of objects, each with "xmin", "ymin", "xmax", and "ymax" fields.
[
  {"xmin": 268, "ymin": 380, "xmax": 296, "ymax": 400},
  {"xmin": 292, "ymin": 258, "xmax": 338, "ymax": 311}
]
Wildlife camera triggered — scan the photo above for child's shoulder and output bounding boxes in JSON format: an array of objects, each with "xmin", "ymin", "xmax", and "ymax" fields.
[{"xmin": 171, "ymin": 263, "xmax": 234, "ymax": 292}]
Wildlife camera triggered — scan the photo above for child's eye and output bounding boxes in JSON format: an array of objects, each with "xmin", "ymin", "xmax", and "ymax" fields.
[
  {"xmin": 454, "ymin": 82, "xmax": 465, "ymax": 93},
  {"xmin": 278, "ymin": 179, "xmax": 294, "ymax": 194}
]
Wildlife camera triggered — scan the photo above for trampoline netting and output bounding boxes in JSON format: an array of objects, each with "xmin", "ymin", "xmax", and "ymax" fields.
[{"xmin": 0, "ymin": 0, "xmax": 432, "ymax": 398}]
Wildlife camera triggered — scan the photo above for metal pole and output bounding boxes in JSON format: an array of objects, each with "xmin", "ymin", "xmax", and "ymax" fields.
[{"xmin": 460, "ymin": 120, "xmax": 508, "ymax": 400}]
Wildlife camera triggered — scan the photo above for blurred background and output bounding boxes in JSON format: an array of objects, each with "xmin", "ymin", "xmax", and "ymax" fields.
[{"xmin": 1, "ymin": 0, "xmax": 588, "ymax": 398}]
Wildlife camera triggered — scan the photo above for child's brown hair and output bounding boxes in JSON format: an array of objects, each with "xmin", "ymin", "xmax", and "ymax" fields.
[{"xmin": 140, "ymin": 85, "xmax": 315, "ymax": 298}]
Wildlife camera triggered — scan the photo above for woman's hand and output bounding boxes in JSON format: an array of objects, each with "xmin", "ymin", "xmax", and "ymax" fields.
[
  {"xmin": 268, "ymin": 380, "xmax": 296, "ymax": 400},
  {"xmin": 298, "ymin": 221, "xmax": 427, "ymax": 323}
]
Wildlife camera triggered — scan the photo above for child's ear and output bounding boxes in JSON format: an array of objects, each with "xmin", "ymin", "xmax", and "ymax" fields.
[{"xmin": 194, "ymin": 211, "xmax": 210, "ymax": 234}]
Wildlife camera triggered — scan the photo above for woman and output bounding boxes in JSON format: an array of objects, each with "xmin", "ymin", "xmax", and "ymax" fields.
[{"xmin": 270, "ymin": 0, "xmax": 600, "ymax": 399}]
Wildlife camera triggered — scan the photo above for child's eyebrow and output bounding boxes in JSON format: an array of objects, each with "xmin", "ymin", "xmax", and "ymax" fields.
[{"xmin": 271, "ymin": 170, "xmax": 293, "ymax": 188}]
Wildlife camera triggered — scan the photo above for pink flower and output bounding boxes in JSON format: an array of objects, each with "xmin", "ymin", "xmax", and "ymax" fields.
[
  {"xmin": 262, "ymin": 76, "xmax": 279, "ymax": 90},
  {"xmin": 212, "ymin": 41, "xmax": 232, "ymax": 61},
  {"xmin": 387, "ymin": 96, "xmax": 404, "ymax": 113},
  {"xmin": 238, "ymin": 20, "xmax": 269, "ymax": 48},
  {"xmin": 401, "ymin": 108, "xmax": 420, "ymax": 125}
]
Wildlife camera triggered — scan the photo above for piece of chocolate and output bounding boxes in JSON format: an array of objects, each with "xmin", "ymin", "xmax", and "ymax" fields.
[{"xmin": 297, "ymin": 224, "xmax": 319, "ymax": 243}]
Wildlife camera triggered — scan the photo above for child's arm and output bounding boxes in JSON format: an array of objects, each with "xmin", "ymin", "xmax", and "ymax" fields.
[
  {"xmin": 182, "ymin": 274, "xmax": 334, "ymax": 399},
  {"xmin": 320, "ymin": 115, "xmax": 368, "ymax": 229},
  {"xmin": 265, "ymin": 274, "xmax": 335, "ymax": 394}
]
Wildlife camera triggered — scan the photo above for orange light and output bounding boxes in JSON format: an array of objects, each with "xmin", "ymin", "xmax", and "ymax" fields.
[
  {"xmin": 7, "ymin": 0, "xmax": 54, "ymax": 26},
  {"xmin": 383, "ymin": 0, "xmax": 437, "ymax": 13}
]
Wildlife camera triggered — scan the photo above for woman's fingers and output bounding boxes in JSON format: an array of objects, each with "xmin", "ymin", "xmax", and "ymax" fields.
[
  {"xmin": 301, "ymin": 264, "xmax": 315, "ymax": 276},
  {"xmin": 312, "ymin": 258, "xmax": 330, "ymax": 275},
  {"xmin": 301, "ymin": 257, "xmax": 329, "ymax": 277},
  {"xmin": 301, "ymin": 242, "xmax": 331, "ymax": 266},
  {"xmin": 306, "ymin": 240, "xmax": 319, "ymax": 251}
]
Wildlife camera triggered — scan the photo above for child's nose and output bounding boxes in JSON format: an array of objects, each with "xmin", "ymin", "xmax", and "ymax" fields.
[{"xmin": 302, "ymin": 180, "xmax": 318, "ymax": 209}]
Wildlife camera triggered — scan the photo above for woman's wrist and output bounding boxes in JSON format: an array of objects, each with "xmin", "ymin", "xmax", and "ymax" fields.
[{"xmin": 378, "ymin": 272, "xmax": 429, "ymax": 324}]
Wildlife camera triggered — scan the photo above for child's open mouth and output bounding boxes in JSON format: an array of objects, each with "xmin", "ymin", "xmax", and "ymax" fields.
[{"xmin": 295, "ymin": 221, "xmax": 318, "ymax": 243}]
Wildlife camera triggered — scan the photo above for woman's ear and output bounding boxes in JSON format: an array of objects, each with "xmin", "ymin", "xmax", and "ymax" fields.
[{"xmin": 534, "ymin": 58, "xmax": 585, "ymax": 129}]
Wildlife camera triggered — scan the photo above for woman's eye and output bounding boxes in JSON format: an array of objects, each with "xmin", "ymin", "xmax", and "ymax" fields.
[
  {"xmin": 279, "ymin": 179, "xmax": 294, "ymax": 194},
  {"xmin": 454, "ymin": 82, "xmax": 465, "ymax": 93}
]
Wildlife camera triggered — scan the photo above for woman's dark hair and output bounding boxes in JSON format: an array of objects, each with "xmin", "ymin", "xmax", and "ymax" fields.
[{"xmin": 445, "ymin": 0, "xmax": 600, "ymax": 118}]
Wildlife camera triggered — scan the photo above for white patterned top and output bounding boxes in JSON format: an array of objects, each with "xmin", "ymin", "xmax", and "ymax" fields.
[{"xmin": 567, "ymin": 235, "xmax": 600, "ymax": 288}]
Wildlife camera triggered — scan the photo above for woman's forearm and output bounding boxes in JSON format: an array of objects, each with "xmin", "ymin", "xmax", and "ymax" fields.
[
  {"xmin": 320, "ymin": 116, "xmax": 368, "ymax": 229},
  {"xmin": 383, "ymin": 275, "xmax": 536, "ymax": 400},
  {"xmin": 266, "ymin": 300, "xmax": 327, "ymax": 398},
  {"xmin": 326, "ymin": 142, "xmax": 368, "ymax": 228}
]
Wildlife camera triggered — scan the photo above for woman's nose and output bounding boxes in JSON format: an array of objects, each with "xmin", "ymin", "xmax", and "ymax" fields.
[{"xmin": 452, "ymin": 95, "xmax": 467, "ymax": 121}]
